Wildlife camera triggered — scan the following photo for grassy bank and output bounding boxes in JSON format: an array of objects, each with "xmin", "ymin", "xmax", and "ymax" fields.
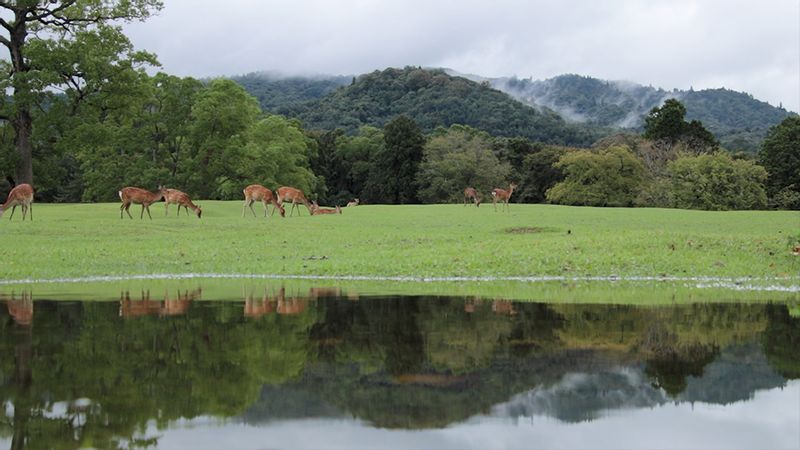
[{"xmin": 1, "ymin": 201, "xmax": 798, "ymax": 285}]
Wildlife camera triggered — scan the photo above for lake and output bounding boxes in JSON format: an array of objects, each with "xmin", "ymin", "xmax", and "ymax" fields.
[{"xmin": 1, "ymin": 285, "xmax": 799, "ymax": 449}]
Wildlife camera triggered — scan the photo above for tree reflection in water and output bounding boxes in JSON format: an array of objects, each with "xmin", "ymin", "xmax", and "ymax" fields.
[{"xmin": 0, "ymin": 288, "xmax": 798, "ymax": 448}]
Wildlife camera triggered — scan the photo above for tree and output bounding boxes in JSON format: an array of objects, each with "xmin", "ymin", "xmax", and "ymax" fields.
[
  {"xmin": 668, "ymin": 152, "xmax": 767, "ymax": 210},
  {"xmin": 416, "ymin": 125, "xmax": 511, "ymax": 203},
  {"xmin": 367, "ymin": 115, "xmax": 424, "ymax": 204},
  {"xmin": 186, "ymin": 78, "xmax": 260, "ymax": 199},
  {"xmin": 546, "ymin": 146, "xmax": 647, "ymax": 207},
  {"xmin": 0, "ymin": 0, "xmax": 163, "ymax": 186},
  {"xmin": 758, "ymin": 116, "xmax": 800, "ymax": 209},
  {"xmin": 644, "ymin": 99, "xmax": 718, "ymax": 155},
  {"xmin": 517, "ymin": 145, "xmax": 573, "ymax": 203},
  {"xmin": 332, "ymin": 126, "xmax": 383, "ymax": 204}
]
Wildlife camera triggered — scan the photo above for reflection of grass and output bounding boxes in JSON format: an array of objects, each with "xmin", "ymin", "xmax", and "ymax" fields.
[{"xmin": 1, "ymin": 202, "xmax": 798, "ymax": 286}]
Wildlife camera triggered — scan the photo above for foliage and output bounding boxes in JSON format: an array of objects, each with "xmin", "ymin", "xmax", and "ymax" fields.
[
  {"xmin": 516, "ymin": 145, "xmax": 574, "ymax": 203},
  {"xmin": 283, "ymin": 67, "xmax": 601, "ymax": 147},
  {"xmin": 494, "ymin": 74, "xmax": 794, "ymax": 152},
  {"xmin": 416, "ymin": 125, "xmax": 511, "ymax": 203},
  {"xmin": 758, "ymin": 116, "xmax": 800, "ymax": 208},
  {"xmin": 667, "ymin": 152, "xmax": 768, "ymax": 210},
  {"xmin": 229, "ymin": 72, "xmax": 350, "ymax": 113},
  {"xmin": 365, "ymin": 116, "xmax": 425, "ymax": 204},
  {"xmin": 546, "ymin": 146, "xmax": 647, "ymax": 207},
  {"xmin": 0, "ymin": 0, "xmax": 164, "ymax": 185},
  {"xmin": 644, "ymin": 99, "xmax": 718, "ymax": 154}
]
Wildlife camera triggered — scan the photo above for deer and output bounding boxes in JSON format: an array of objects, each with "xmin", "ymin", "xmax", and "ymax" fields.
[
  {"xmin": 310, "ymin": 200, "xmax": 342, "ymax": 215},
  {"xmin": 242, "ymin": 184, "xmax": 285, "ymax": 218},
  {"xmin": 491, "ymin": 182, "xmax": 517, "ymax": 212},
  {"xmin": 0, "ymin": 183, "xmax": 34, "ymax": 221},
  {"xmin": 346, "ymin": 198, "xmax": 359, "ymax": 207},
  {"xmin": 463, "ymin": 187, "xmax": 481, "ymax": 207},
  {"xmin": 161, "ymin": 188, "xmax": 202, "ymax": 218},
  {"xmin": 119, "ymin": 186, "xmax": 164, "ymax": 219},
  {"xmin": 277, "ymin": 186, "xmax": 313, "ymax": 216}
]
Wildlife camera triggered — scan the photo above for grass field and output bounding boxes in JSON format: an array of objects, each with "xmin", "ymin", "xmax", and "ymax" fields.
[{"xmin": 1, "ymin": 201, "xmax": 798, "ymax": 287}]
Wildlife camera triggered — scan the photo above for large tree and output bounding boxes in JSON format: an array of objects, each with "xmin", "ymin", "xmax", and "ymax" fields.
[
  {"xmin": 0, "ymin": 0, "xmax": 163, "ymax": 186},
  {"xmin": 366, "ymin": 115, "xmax": 424, "ymax": 204},
  {"xmin": 759, "ymin": 116, "xmax": 800, "ymax": 209}
]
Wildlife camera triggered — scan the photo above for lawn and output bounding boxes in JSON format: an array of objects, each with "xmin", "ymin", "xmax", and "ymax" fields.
[{"xmin": 1, "ymin": 201, "xmax": 798, "ymax": 284}]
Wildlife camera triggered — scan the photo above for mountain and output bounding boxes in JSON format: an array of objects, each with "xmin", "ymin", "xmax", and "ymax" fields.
[
  {"xmin": 482, "ymin": 73, "xmax": 795, "ymax": 152},
  {"xmin": 231, "ymin": 69, "xmax": 794, "ymax": 152},
  {"xmin": 237, "ymin": 67, "xmax": 603, "ymax": 147},
  {"xmin": 230, "ymin": 71, "xmax": 351, "ymax": 114}
]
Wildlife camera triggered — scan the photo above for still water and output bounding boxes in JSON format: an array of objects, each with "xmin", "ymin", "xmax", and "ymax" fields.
[{"xmin": 1, "ymin": 286, "xmax": 799, "ymax": 450}]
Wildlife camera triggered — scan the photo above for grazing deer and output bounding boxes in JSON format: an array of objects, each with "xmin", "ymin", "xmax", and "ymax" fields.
[
  {"xmin": 161, "ymin": 188, "xmax": 202, "ymax": 218},
  {"xmin": 119, "ymin": 186, "xmax": 164, "ymax": 219},
  {"xmin": 491, "ymin": 183, "xmax": 517, "ymax": 212},
  {"xmin": 0, "ymin": 183, "xmax": 34, "ymax": 221},
  {"xmin": 243, "ymin": 184, "xmax": 285, "ymax": 218},
  {"xmin": 277, "ymin": 186, "xmax": 313, "ymax": 216},
  {"xmin": 346, "ymin": 198, "xmax": 359, "ymax": 207},
  {"xmin": 311, "ymin": 201, "xmax": 342, "ymax": 215},
  {"xmin": 463, "ymin": 187, "xmax": 481, "ymax": 207}
]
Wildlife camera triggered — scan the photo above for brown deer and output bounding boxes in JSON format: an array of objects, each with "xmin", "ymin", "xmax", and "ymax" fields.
[
  {"xmin": 310, "ymin": 201, "xmax": 341, "ymax": 215},
  {"xmin": 243, "ymin": 184, "xmax": 285, "ymax": 218},
  {"xmin": 277, "ymin": 186, "xmax": 313, "ymax": 216},
  {"xmin": 161, "ymin": 188, "xmax": 202, "ymax": 218},
  {"xmin": 491, "ymin": 183, "xmax": 517, "ymax": 212},
  {"xmin": 346, "ymin": 198, "xmax": 359, "ymax": 207},
  {"xmin": 119, "ymin": 186, "xmax": 164, "ymax": 219},
  {"xmin": 463, "ymin": 187, "xmax": 481, "ymax": 207},
  {"xmin": 0, "ymin": 183, "xmax": 34, "ymax": 221}
]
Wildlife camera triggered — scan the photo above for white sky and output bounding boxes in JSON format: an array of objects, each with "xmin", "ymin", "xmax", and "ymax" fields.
[{"xmin": 123, "ymin": 0, "xmax": 800, "ymax": 112}]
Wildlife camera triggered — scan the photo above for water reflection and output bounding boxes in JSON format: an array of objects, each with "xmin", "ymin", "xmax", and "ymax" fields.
[{"xmin": 0, "ymin": 289, "xmax": 799, "ymax": 449}]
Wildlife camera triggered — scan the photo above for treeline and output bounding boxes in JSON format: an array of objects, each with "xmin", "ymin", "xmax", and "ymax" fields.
[{"xmin": 1, "ymin": 66, "xmax": 798, "ymax": 211}]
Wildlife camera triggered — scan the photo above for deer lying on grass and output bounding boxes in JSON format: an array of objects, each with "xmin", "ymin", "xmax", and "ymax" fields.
[
  {"xmin": 243, "ymin": 184, "xmax": 285, "ymax": 218},
  {"xmin": 0, "ymin": 183, "xmax": 34, "ymax": 221},
  {"xmin": 310, "ymin": 200, "xmax": 341, "ymax": 215},
  {"xmin": 491, "ymin": 183, "xmax": 517, "ymax": 212},
  {"xmin": 119, "ymin": 186, "xmax": 164, "ymax": 219},
  {"xmin": 161, "ymin": 188, "xmax": 202, "ymax": 218}
]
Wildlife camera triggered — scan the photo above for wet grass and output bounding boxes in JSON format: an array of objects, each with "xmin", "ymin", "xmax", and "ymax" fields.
[{"xmin": 0, "ymin": 201, "xmax": 798, "ymax": 286}]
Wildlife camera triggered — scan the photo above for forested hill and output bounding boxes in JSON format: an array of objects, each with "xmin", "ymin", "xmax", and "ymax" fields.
[
  {"xmin": 229, "ymin": 72, "xmax": 351, "ymax": 113},
  {"xmin": 486, "ymin": 74, "xmax": 794, "ymax": 152},
  {"xmin": 240, "ymin": 67, "xmax": 603, "ymax": 147}
]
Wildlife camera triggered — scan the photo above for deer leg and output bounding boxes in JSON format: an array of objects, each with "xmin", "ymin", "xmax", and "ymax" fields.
[
  {"xmin": 165, "ymin": 203, "xmax": 169, "ymax": 216},
  {"xmin": 146, "ymin": 204, "xmax": 153, "ymax": 220},
  {"xmin": 28, "ymin": 203, "xmax": 32, "ymax": 221},
  {"xmin": 9, "ymin": 205, "xmax": 16, "ymax": 220},
  {"xmin": 140, "ymin": 204, "xmax": 145, "ymax": 219},
  {"xmin": 125, "ymin": 203, "xmax": 133, "ymax": 219},
  {"xmin": 21, "ymin": 204, "xmax": 27, "ymax": 221}
]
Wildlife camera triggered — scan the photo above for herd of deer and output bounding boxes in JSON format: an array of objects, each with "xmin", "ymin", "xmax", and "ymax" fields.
[{"xmin": 0, "ymin": 181, "xmax": 518, "ymax": 221}]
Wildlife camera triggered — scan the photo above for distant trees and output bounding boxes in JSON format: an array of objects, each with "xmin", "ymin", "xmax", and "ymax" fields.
[
  {"xmin": 546, "ymin": 146, "xmax": 646, "ymax": 207},
  {"xmin": 759, "ymin": 116, "xmax": 800, "ymax": 209},
  {"xmin": 416, "ymin": 126, "xmax": 511, "ymax": 203},
  {"xmin": 644, "ymin": 99, "xmax": 719, "ymax": 155},
  {"xmin": 367, "ymin": 116, "xmax": 425, "ymax": 204},
  {"xmin": 667, "ymin": 152, "xmax": 767, "ymax": 210}
]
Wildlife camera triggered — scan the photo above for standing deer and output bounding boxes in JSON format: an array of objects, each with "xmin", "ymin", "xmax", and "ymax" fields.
[
  {"xmin": 277, "ymin": 186, "xmax": 313, "ymax": 216},
  {"xmin": 463, "ymin": 187, "xmax": 481, "ymax": 207},
  {"xmin": 310, "ymin": 200, "xmax": 341, "ymax": 215},
  {"xmin": 0, "ymin": 183, "xmax": 34, "ymax": 221},
  {"xmin": 119, "ymin": 186, "xmax": 164, "ymax": 219},
  {"xmin": 161, "ymin": 188, "xmax": 202, "ymax": 218},
  {"xmin": 346, "ymin": 198, "xmax": 360, "ymax": 207},
  {"xmin": 491, "ymin": 183, "xmax": 517, "ymax": 212},
  {"xmin": 243, "ymin": 184, "xmax": 285, "ymax": 218}
]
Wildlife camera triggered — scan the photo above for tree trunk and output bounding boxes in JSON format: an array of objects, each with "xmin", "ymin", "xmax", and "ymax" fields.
[
  {"xmin": 13, "ymin": 109, "xmax": 33, "ymax": 185},
  {"xmin": 9, "ymin": 9, "xmax": 33, "ymax": 185}
]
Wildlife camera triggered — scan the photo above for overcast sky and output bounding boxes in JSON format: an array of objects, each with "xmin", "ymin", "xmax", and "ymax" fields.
[{"xmin": 124, "ymin": 0, "xmax": 800, "ymax": 112}]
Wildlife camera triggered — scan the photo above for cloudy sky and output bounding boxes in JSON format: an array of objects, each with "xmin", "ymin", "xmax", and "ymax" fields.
[{"xmin": 124, "ymin": 0, "xmax": 800, "ymax": 112}]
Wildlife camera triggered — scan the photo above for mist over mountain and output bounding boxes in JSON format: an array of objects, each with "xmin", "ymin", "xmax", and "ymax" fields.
[{"xmin": 231, "ymin": 68, "xmax": 795, "ymax": 152}]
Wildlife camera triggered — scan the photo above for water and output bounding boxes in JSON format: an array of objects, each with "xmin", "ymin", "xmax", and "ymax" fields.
[{"xmin": 1, "ymin": 286, "xmax": 799, "ymax": 450}]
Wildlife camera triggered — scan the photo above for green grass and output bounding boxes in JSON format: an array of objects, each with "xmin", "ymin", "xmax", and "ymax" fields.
[{"xmin": 0, "ymin": 201, "xmax": 798, "ymax": 301}]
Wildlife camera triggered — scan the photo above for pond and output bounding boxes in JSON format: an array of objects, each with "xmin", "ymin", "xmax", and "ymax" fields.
[{"xmin": 1, "ymin": 285, "xmax": 799, "ymax": 449}]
